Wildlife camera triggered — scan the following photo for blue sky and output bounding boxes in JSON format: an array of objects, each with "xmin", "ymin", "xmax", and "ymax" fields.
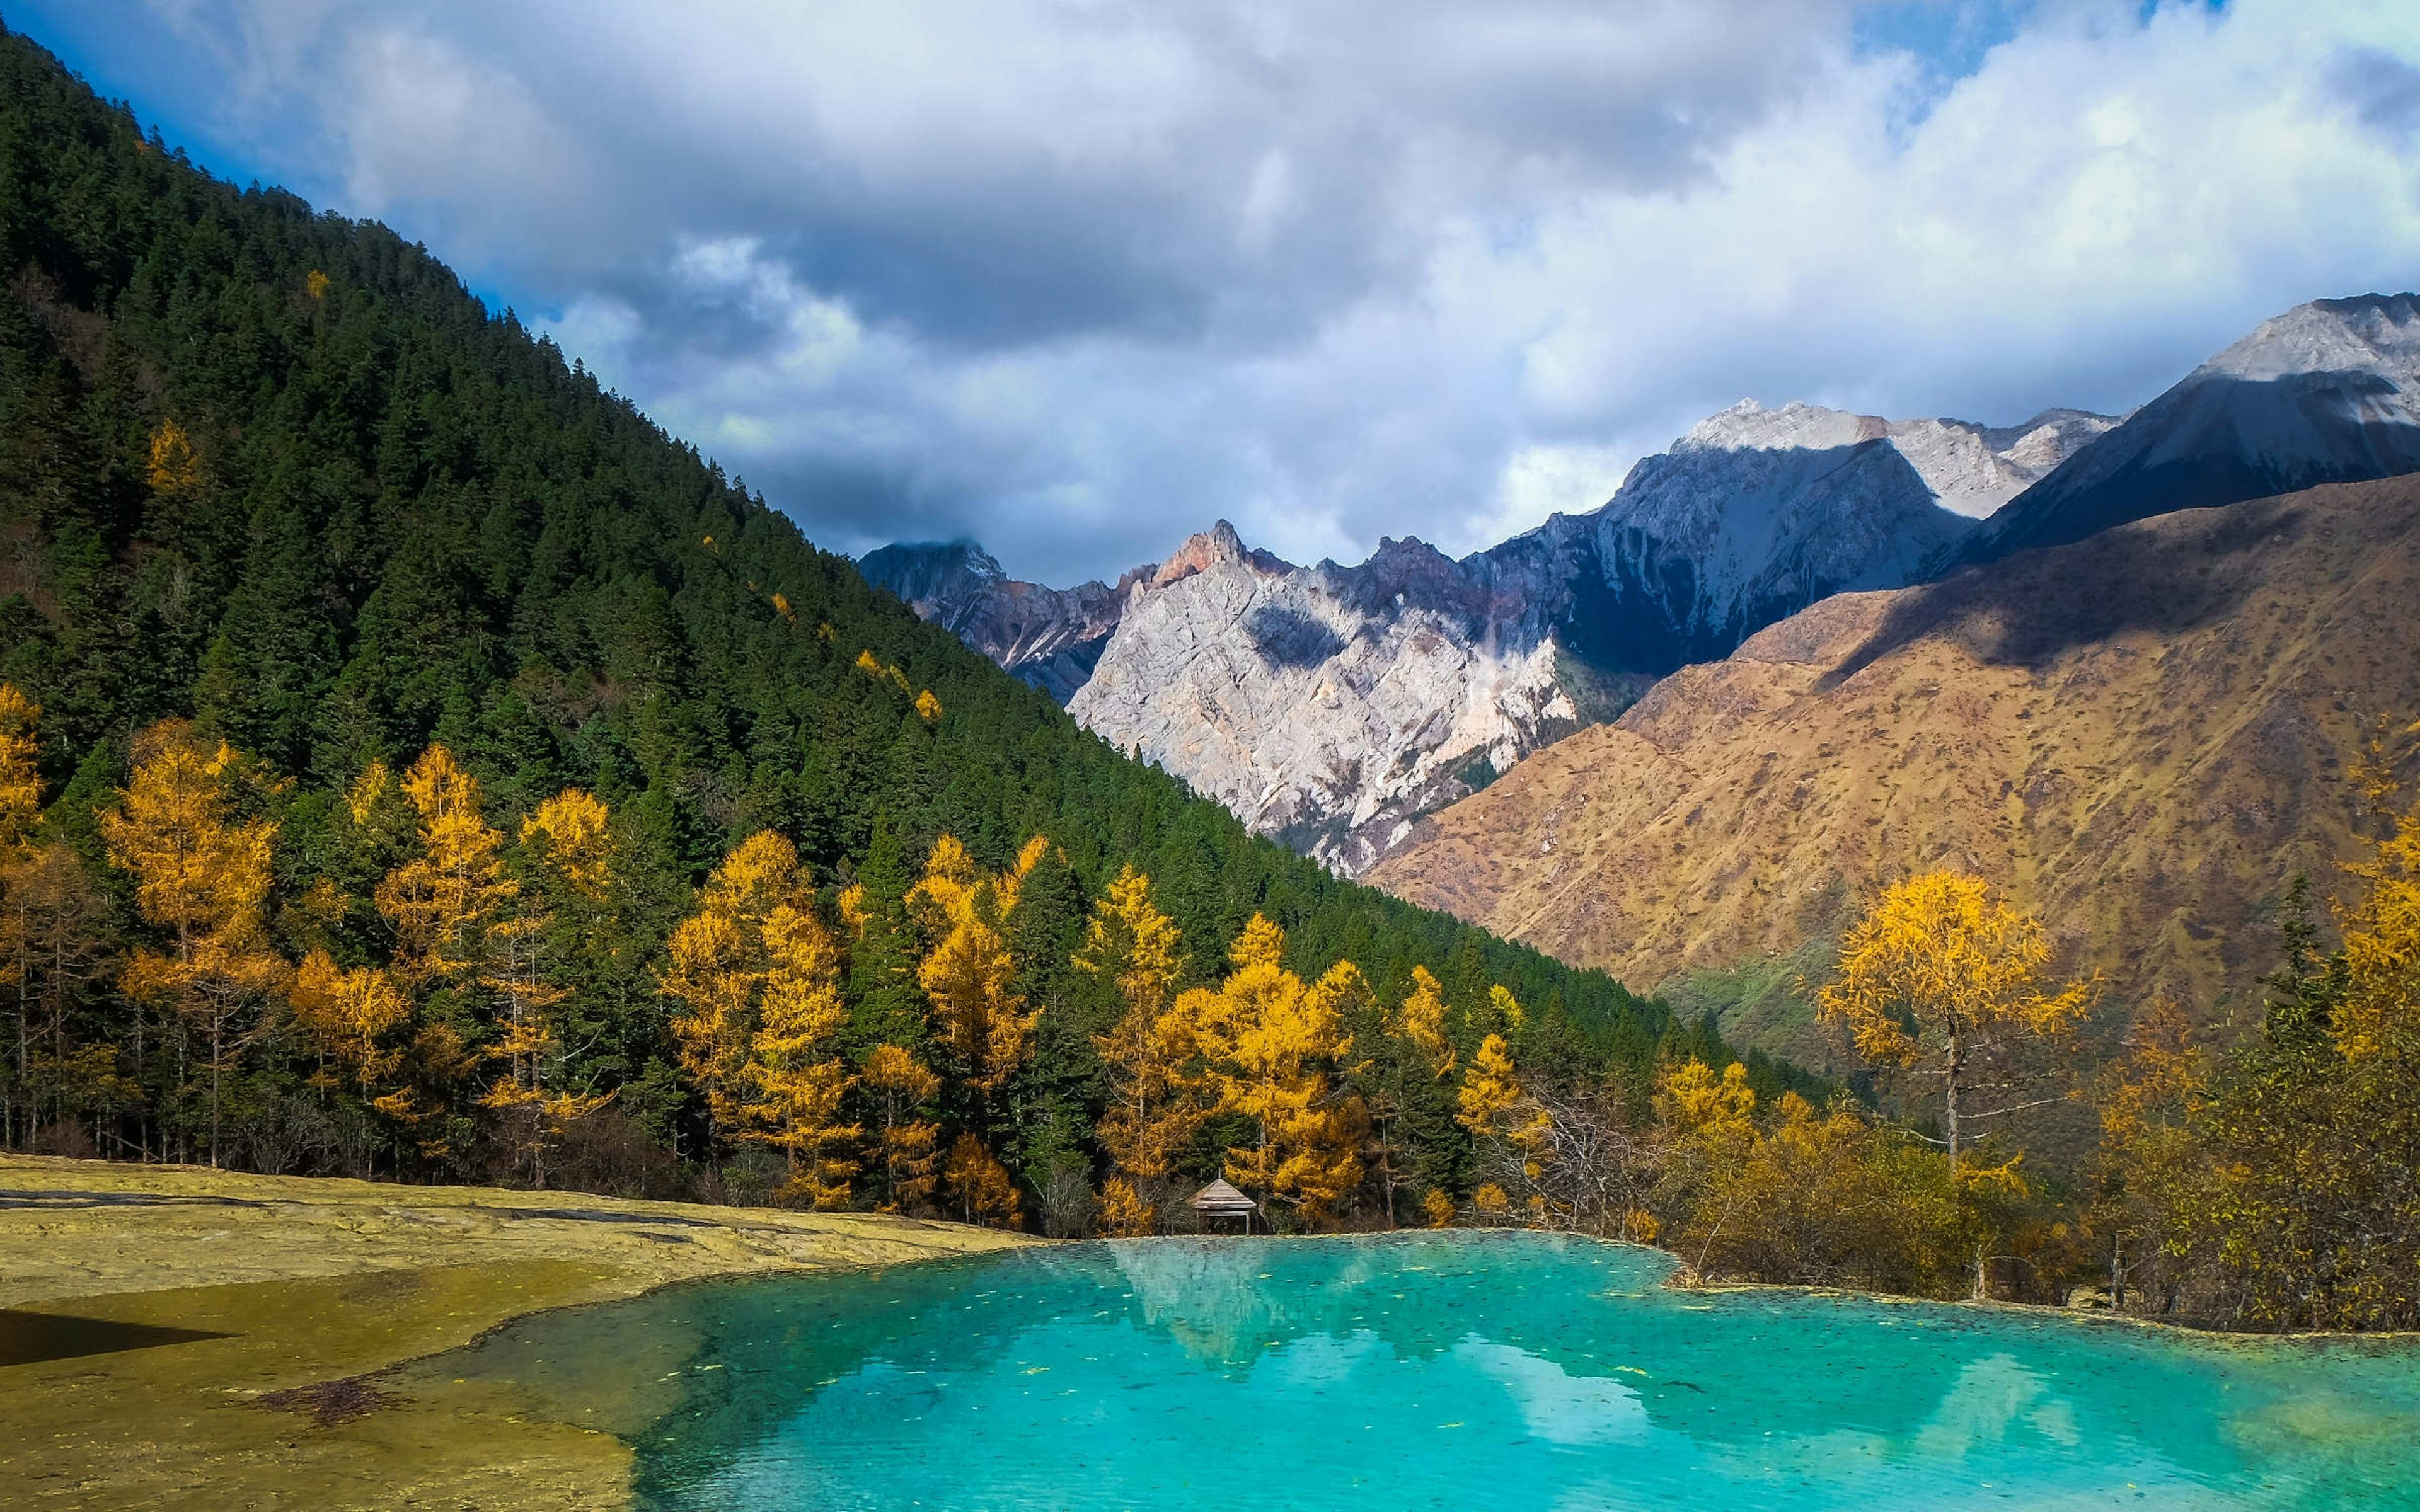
[{"xmin": 14, "ymin": 1, "xmax": 2419, "ymax": 585}]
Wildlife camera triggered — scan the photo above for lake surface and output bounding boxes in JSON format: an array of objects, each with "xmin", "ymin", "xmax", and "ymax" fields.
[{"xmin": 431, "ymin": 1232, "xmax": 2420, "ymax": 1509}]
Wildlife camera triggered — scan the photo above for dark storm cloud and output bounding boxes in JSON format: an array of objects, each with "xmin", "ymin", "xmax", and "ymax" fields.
[{"xmin": 21, "ymin": 1, "xmax": 2420, "ymax": 584}]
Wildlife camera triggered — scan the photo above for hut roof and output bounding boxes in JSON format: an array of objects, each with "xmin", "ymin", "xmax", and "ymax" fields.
[{"xmin": 1188, "ymin": 1178, "xmax": 1259, "ymax": 1214}]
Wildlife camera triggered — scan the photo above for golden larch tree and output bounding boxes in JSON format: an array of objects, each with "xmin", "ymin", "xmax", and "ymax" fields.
[
  {"xmin": 1098, "ymin": 1176, "xmax": 1155, "ymax": 1237},
  {"xmin": 146, "ymin": 419, "xmax": 202, "ymax": 495},
  {"xmin": 659, "ymin": 830, "xmax": 804, "ymax": 1152},
  {"xmin": 744, "ymin": 902, "xmax": 861, "ymax": 1206},
  {"xmin": 1080, "ymin": 865, "xmax": 1200, "ymax": 1180},
  {"xmin": 1816, "ymin": 870, "xmax": 2090, "ymax": 1177},
  {"xmin": 1200, "ymin": 917, "xmax": 1368, "ymax": 1227},
  {"xmin": 376, "ymin": 746, "xmax": 519, "ymax": 988},
  {"xmin": 291, "ymin": 949, "xmax": 411, "ymax": 1096},
  {"xmin": 0, "ymin": 684, "xmax": 40, "ymax": 849},
  {"xmin": 0, "ymin": 840, "xmax": 105, "ymax": 1139},
  {"xmin": 911, "ymin": 834, "xmax": 1038, "ymax": 1102},
  {"xmin": 1395, "ymin": 964, "xmax": 1455, "ymax": 1077},
  {"xmin": 101, "ymin": 721, "xmax": 285, "ymax": 1166},
  {"xmin": 861, "ymin": 1043, "xmax": 942, "ymax": 1213},
  {"xmin": 1456, "ymin": 1031, "xmax": 1523, "ymax": 1141},
  {"xmin": 943, "ymin": 1130, "xmax": 1022, "ymax": 1227}
]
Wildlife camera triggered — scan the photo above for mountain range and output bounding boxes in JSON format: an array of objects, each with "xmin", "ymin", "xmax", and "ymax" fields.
[
  {"xmin": 868, "ymin": 401, "xmax": 2118, "ymax": 870},
  {"xmin": 871, "ymin": 295, "xmax": 2420, "ymax": 898},
  {"xmin": 1371, "ymin": 474, "xmax": 2420, "ymax": 1064}
]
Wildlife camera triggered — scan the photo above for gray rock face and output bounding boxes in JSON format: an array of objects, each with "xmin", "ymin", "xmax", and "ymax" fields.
[
  {"xmin": 871, "ymin": 399, "xmax": 2111, "ymax": 874},
  {"xmin": 858, "ymin": 541, "xmax": 1139, "ymax": 703},
  {"xmin": 1071, "ymin": 527, "xmax": 1581, "ymax": 873},
  {"xmin": 1066, "ymin": 400, "xmax": 2112, "ymax": 873}
]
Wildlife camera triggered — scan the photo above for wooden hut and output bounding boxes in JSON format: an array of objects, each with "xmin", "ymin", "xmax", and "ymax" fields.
[{"xmin": 1188, "ymin": 1178, "xmax": 1259, "ymax": 1234}]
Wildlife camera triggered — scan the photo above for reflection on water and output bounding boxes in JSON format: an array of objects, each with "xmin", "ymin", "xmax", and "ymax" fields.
[{"xmin": 427, "ymin": 1232, "xmax": 2420, "ymax": 1511}]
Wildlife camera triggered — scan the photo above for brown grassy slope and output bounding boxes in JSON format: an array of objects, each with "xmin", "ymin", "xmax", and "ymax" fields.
[
  {"xmin": 0, "ymin": 1157, "xmax": 1025, "ymax": 1509},
  {"xmin": 1371, "ymin": 478, "xmax": 2420, "ymax": 1031}
]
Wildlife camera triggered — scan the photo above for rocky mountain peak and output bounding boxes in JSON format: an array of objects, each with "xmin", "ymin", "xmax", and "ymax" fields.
[
  {"xmin": 1148, "ymin": 519, "xmax": 1291, "ymax": 589},
  {"xmin": 1682, "ymin": 398, "xmax": 1884, "ymax": 454},
  {"xmin": 2201, "ymin": 293, "xmax": 2420, "ymax": 384},
  {"xmin": 858, "ymin": 539, "xmax": 1131, "ymax": 705},
  {"xmin": 858, "ymin": 539, "xmax": 1008, "ymax": 599},
  {"xmin": 1954, "ymin": 292, "xmax": 2420, "ymax": 568}
]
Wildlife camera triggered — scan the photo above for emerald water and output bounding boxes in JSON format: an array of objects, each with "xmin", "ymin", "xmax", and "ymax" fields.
[{"xmin": 435, "ymin": 1232, "xmax": 2420, "ymax": 1509}]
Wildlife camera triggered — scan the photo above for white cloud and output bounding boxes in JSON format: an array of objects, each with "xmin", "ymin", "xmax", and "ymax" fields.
[{"xmin": 31, "ymin": 0, "xmax": 2420, "ymax": 583}]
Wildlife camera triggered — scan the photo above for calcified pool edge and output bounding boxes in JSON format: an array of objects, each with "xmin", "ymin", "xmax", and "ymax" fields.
[
  {"xmin": 420, "ymin": 1230, "xmax": 2420, "ymax": 1512},
  {"xmin": 0, "ymin": 1156, "xmax": 1027, "ymax": 1510}
]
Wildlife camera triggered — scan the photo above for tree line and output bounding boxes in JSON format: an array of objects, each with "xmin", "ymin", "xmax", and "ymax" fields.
[
  {"xmin": 0, "ymin": 682, "xmax": 1731, "ymax": 1235},
  {"xmin": 13, "ymin": 670, "xmax": 2413, "ymax": 1332}
]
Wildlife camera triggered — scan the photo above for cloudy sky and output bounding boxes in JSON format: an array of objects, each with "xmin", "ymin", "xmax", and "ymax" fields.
[{"xmin": 19, "ymin": 1, "xmax": 2420, "ymax": 582}]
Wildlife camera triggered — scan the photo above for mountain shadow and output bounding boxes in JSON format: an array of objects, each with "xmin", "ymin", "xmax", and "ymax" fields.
[
  {"xmin": 1954, "ymin": 367, "xmax": 2420, "ymax": 570},
  {"xmin": 1822, "ymin": 489, "xmax": 2317, "ymax": 692}
]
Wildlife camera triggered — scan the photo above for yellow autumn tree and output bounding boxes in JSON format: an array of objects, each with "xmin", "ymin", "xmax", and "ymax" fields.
[
  {"xmin": 2335, "ymin": 730, "xmax": 2420, "ymax": 1065},
  {"xmin": 1395, "ymin": 964, "xmax": 1455, "ymax": 1077},
  {"xmin": 1079, "ymin": 865, "xmax": 1199, "ymax": 1180},
  {"xmin": 146, "ymin": 419, "xmax": 202, "ymax": 495},
  {"xmin": 943, "ymin": 1130, "xmax": 1022, "ymax": 1227},
  {"xmin": 1816, "ymin": 871, "xmax": 2090, "ymax": 1177},
  {"xmin": 1456, "ymin": 1022, "xmax": 1557, "ymax": 1227},
  {"xmin": 1199, "ymin": 917, "xmax": 1368, "ymax": 1227},
  {"xmin": 521, "ymin": 788, "xmax": 614, "ymax": 902},
  {"xmin": 861, "ymin": 1042, "xmax": 942, "ymax": 1213},
  {"xmin": 0, "ymin": 696, "xmax": 107, "ymax": 1140},
  {"xmin": 487, "ymin": 789, "xmax": 616, "ymax": 1099},
  {"xmin": 911, "ymin": 835, "xmax": 1039, "ymax": 1102},
  {"xmin": 480, "ymin": 789, "xmax": 619, "ymax": 1181},
  {"xmin": 1658, "ymin": 1057, "xmax": 1758, "ymax": 1141},
  {"xmin": 0, "ymin": 684, "xmax": 39, "ymax": 849},
  {"xmin": 101, "ymin": 721, "xmax": 285, "ymax": 1167},
  {"xmin": 745, "ymin": 901, "xmax": 860, "ymax": 1206},
  {"xmin": 290, "ymin": 949, "xmax": 410, "ymax": 1097},
  {"xmin": 659, "ymin": 830, "xmax": 803, "ymax": 1152},
  {"xmin": 376, "ymin": 746, "xmax": 519, "ymax": 988},
  {"xmin": 1456, "ymin": 1031, "xmax": 1523, "ymax": 1140}
]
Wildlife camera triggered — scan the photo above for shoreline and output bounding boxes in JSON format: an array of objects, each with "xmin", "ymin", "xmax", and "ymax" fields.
[
  {"xmin": 0, "ymin": 1155, "xmax": 1028, "ymax": 1509},
  {"xmin": 8, "ymin": 1162, "xmax": 2412, "ymax": 1506}
]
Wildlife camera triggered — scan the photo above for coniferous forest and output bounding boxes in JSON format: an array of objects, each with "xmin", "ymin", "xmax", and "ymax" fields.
[
  {"xmin": 5, "ymin": 25, "xmax": 2418, "ymax": 1336},
  {"xmin": 0, "ymin": 28, "xmax": 1795, "ymax": 1218}
]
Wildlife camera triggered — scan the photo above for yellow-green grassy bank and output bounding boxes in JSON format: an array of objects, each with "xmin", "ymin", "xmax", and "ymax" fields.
[{"xmin": 0, "ymin": 1156, "xmax": 1026, "ymax": 1509}]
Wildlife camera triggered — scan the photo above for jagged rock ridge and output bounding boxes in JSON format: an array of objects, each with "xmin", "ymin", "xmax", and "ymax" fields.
[
  {"xmin": 857, "ymin": 541, "xmax": 1139, "ymax": 704},
  {"xmin": 1061, "ymin": 403, "xmax": 2109, "ymax": 873}
]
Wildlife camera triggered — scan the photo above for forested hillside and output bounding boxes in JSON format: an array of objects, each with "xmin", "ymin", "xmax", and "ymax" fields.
[{"xmin": 0, "ymin": 26, "xmax": 1816, "ymax": 1225}]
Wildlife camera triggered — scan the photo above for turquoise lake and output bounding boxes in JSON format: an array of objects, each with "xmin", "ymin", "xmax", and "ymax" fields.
[{"xmin": 437, "ymin": 1232, "xmax": 2420, "ymax": 1509}]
